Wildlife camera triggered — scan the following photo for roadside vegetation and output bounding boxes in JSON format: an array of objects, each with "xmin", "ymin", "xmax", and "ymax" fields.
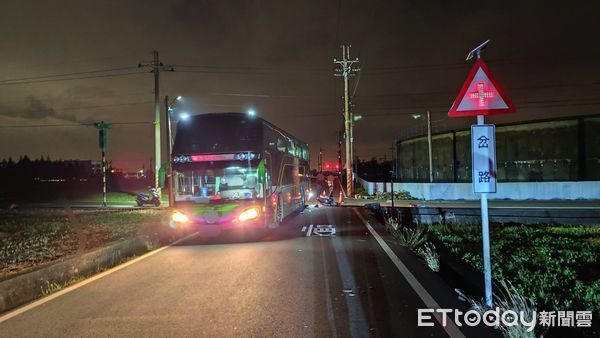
[
  {"xmin": 378, "ymin": 205, "xmax": 599, "ymax": 337},
  {"xmin": 429, "ymin": 222, "xmax": 600, "ymax": 320},
  {"xmin": 0, "ymin": 209, "xmax": 170, "ymax": 276},
  {"xmin": 354, "ymin": 185, "xmax": 415, "ymax": 201},
  {"xmin": 383, "ymin": 211, "xmax": 441, "ymax": 272}
]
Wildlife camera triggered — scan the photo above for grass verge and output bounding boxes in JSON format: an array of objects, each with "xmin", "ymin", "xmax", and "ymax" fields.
[
  {"xmin": 430, "ymin": 222, "xmax": 599, "ymax": 334},
  {"xmin": 0, "ymin": 209, "xmax": 171, "ymax": 277}
]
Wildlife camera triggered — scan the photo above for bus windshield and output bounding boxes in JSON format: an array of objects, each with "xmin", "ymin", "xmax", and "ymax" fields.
[{"xmin": 174, "ymin": 166, "xmax": 263, "ymax": 202}]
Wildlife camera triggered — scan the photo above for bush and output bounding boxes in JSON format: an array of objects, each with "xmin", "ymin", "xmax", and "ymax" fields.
[
  {"xmin": 417, "ymin": 242, "xmax": 440, "ymax": 272},
  {"xmin": 375, "ymin": 190, "xmax": 414, "ymax": 201},
  {"xmin": 430, "ymin": 223, "xmax": 600, "ymax": 325}
]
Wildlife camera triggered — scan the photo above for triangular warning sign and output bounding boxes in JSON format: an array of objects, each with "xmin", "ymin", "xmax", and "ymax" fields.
[{"xmin": 449, "ymin": 59, "xmax": 515, "ymax": 117}]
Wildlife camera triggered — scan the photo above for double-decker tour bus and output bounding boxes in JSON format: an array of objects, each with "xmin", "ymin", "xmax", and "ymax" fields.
[{"xmin": 168, "ymin": 112, "xmax": 309, "ymax": 234}]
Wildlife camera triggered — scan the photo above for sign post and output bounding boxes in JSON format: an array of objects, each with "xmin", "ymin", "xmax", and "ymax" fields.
[
  {"xmin": 448, "ymin": 40, "xmax": 515, "ymax": 307},
  {"xmin": 93, "ymin": 121, "xmax": 112, "ymax": 207}
]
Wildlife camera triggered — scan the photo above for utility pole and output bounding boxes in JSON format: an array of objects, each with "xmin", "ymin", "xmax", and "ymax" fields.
[
  {"xmin": 165, "ymin": 96, "xmax": 174, "ymax": 207},
  {"xmin": 93, "ymin": 121, "xmax": 112, "ymax": 207},
  {"xmin": 318, "ymin": 146, "xmax": 323, "ymax": 172},
  {"xmin": 334, "ymin": 45, "xmax": 359, "ymax": 197},
  {"xmin": 138, "ymin": 51, "xmax": 174, "ymax": 191},
  {"xmin": 337, "ymin": 130, "xmax": 343, "ymax": 173}
]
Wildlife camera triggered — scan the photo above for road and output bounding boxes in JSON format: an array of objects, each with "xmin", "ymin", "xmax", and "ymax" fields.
[{"xmin": 0, "ymin": 206, "xmax": 496, "ymax": 337}]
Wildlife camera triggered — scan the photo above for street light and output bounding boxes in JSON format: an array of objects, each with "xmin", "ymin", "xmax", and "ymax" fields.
[
  {"xmin": 413, "ymin": 111, "xmax": 433, "ymax": 183},
  {"xmin": 179, "ymin": 112, "xmax": 190, "ymax": 120},
  {"xmin": 349, "ymin": 112, "xmax": 363, "ymax": 196},
  {"xmin": 247, "ymin": 109, "xmax": 256, "ymax": 117},
  {"xmin": 164, "ymin": 95, "xmax": 184, "ymax": 207}
]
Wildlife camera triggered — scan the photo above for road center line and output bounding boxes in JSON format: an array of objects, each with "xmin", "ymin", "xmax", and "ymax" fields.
[
  {"xmin": 352, "ymin": 209, "xmax": 466, "ymax": 338},
  {"xmin": 0, "ymin": 231, "xmax": 199, "ymax": 324}
]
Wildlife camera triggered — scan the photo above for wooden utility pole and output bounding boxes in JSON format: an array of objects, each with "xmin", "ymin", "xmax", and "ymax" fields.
[{"xmin": 334, "ymin": 45, "xmax": 359, "ymax": 197}]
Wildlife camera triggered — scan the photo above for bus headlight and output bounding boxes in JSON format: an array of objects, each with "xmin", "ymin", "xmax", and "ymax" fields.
[
  {"xmin": 238, "ymin": 207, "xmax": 260, "ymax": 222},
  {"xmin": 171, "ymin": 211, "xmax": 190, "ymax": 223}
]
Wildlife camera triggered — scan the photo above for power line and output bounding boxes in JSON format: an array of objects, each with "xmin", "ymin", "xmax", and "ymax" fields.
[
  {"xmin": 0, "ymin": 72, "xmax": 146, "ymax": 86},
  {"xmin": 173, "ymin": 65, "xmax": 330, "ymax": 73},
  {"xmin": 0, "ymin": 121, "xmax": 152, "ymax": 129},
  {"xmin": 0, "ymin": 66, "xmax": 139, "ymax": 83},
  {"xmin": 356, "ymin": 82, "xmax": 600, "ymax": 99}
]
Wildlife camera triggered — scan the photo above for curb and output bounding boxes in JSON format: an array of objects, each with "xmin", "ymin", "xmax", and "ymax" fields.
[{"xmin": 0, "ymin": 232, "xmax": 171, "ymax": 314}]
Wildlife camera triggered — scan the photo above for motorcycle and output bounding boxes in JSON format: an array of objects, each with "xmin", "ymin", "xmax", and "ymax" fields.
[
  {"xmin": 136, "ymin": 188, "xmax": 161, "ymax": 207},
  {"xmin": 317, "ymin": 195, "xmax": 339, "ymax": 207}
]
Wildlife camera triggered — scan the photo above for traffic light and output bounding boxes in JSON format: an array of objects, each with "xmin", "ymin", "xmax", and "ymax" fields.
[{"xmin": 99, "ymin": 129, "xmax": 107, "ymax": 149}]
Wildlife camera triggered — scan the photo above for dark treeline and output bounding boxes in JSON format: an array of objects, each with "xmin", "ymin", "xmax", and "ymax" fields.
[
  {"xmin": 0, "ymin": 156, "xmax": 151, "ymax": 203},
  {"xmin": 0, "ymin": 155, "xmax": 96, "ymax": 181}
]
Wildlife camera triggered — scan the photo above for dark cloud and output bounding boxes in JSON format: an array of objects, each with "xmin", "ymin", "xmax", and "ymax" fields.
[
  {"xmin": 0, "ymin": 0, "xmax": 599, "ymax": 170},
  {"xmin": 0, "ymin": 96, "xmax": 78, "ymax": 122}
]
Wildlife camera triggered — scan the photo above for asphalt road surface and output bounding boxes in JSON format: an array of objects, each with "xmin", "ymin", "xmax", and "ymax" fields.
[{"xmin": 0, "ymin": 204, "xmax": 497, "ymax": 337}]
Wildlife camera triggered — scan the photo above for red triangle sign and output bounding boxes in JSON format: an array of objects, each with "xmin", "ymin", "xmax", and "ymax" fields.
[{"xmin": 449, "ymin": 59, "xmax": 515, "ymax": 117}]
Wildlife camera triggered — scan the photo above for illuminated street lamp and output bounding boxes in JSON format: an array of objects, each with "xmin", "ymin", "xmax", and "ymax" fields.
[
  {"xmin": 164, "ymin": 95, "xmax": 184, "ymax": 207},
  {"xmin": 247, "ymin": 109, "xmax": 256, "ymax": 117},
  {"xmin": 412, "ymin": 111, "xmax": 433, "ymax": 183},
  {"xmin": 349, "ymin": 113, "xmax": 363, "ymax": 194}
]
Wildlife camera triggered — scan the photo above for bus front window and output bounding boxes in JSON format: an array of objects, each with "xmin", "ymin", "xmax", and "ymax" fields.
[{"xmin": 174, "ymin": 166, "xmax": 262, "ymax": 202}]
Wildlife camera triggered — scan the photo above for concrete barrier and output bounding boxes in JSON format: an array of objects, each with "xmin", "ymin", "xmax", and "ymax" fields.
[{"xmin": 356, "ymin": 177, "xmax": 600, "ymax": 200}]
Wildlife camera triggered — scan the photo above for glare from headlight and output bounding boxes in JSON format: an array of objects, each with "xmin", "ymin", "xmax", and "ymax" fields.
[
  {"xmin": 238, "ymin": 207, "xmax": 260, "ymax": 222},
  {"xmin": 171, "ymin": 211, "xmax": 189, "ymax": 223}
]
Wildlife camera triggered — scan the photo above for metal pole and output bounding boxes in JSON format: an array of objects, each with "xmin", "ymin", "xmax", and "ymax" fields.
[
  {"xmin": 153, "ymin": 51, "xmax": 161, "ymax": 191},
  {"xmin": 343, "ymin": 48, "xmax": 352, "ymax": 197},
  {"xmin": 350, "ymin": 112, "xmax": 354, "ymax": 190},
  {"xmin": 427, "ymin": 111, "xmax": 433, "ymax": 183},
  {"xmin": 102, "ymin": 150, "xmax": 107, "ymax": 207},
  {"xmin": 478, "ymin": 114, "xmax": 492, "ymax": 307},
  {"xmin": 390, "ymin": 143, "xmax": 395, "ymax": 209},
  {"xmin": 164, "ymin": 96, "xmax": 174, "ymax": 207}
]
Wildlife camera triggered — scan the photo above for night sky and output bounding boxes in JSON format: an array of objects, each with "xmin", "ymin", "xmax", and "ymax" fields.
[{"xmin": 1, "ymin": 0, "xmax": 599, "ymax": 170}]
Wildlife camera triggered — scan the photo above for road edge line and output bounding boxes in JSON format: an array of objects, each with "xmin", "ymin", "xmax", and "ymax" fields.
[
  {"xmin": 352, "ymin": 208, "xmax": 465, "ymax": 338},
  {"xmin": 0, "ymin": 231, "xmax": 199, "ymax": 324}
]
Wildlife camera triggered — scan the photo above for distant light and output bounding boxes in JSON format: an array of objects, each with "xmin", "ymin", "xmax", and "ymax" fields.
[
  {"xmin": 176, "ymin": 96, "xmax": 182, "ymax": 101},
  {"xmin": 353, "ymin": 115, "xmax": 363, "ymax": 121},
  {"xmin": 179, "ymin": 112, "xmax": 190, "ymax": 120},
  {"xmin": 412, "ymin": 114, "xmax": 422, "ymax": 120},
  {"xmin": 247, "ymin": 109, "xmax": 256, "ymax": 116}
]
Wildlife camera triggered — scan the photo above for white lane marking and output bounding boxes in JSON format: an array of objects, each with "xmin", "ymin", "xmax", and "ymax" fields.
[
  {"xmin": 306, "ymin": 224, "xmax": 314, "ymax": 237},
  {"xmin": 319, "ymin": 235, "xmax": 338, "ymax": 338},
  {"xmin": 325, "ymin": 211, "xmax": 369, "ymax": 336},
  {"xmin": 313, "ymin": 224, "xmax": 336, "ymax": 237},
  {"xmin": 352, "ymin": 209, "xmax": 466, "ymax": 338},
  {"xmin": 0, "ymin": 231, "xmax": 199, "ymax": 324}
]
